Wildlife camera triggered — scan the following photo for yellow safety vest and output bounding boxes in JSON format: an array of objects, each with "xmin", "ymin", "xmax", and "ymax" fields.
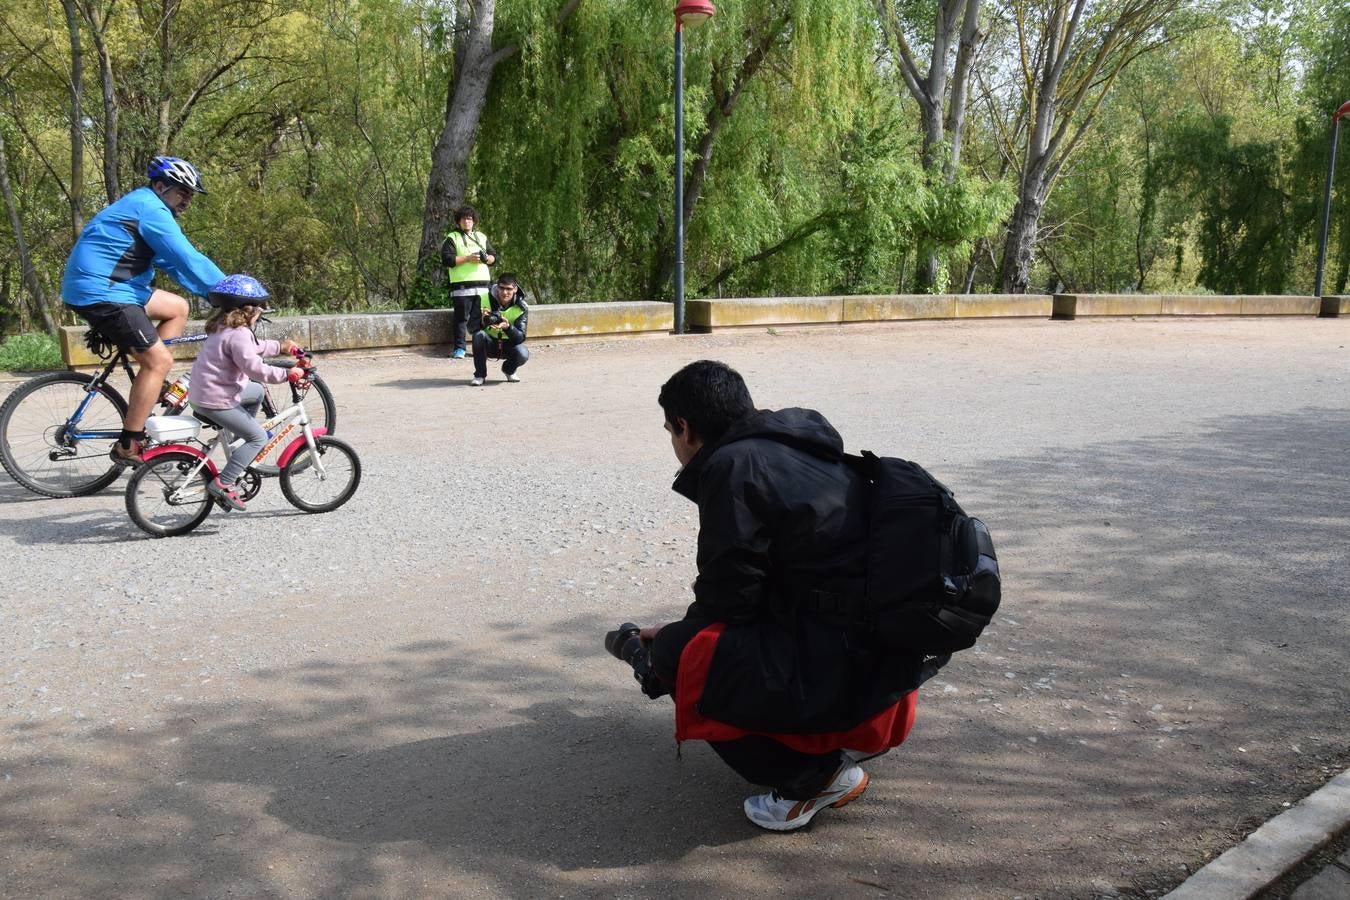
[
  {"xmin": 485, "ymin": 301, "xmax": 525, "ymax": 340},
  {"xmin": 446, "ymin": 230, "xmax": 491, "ymax": 289}
]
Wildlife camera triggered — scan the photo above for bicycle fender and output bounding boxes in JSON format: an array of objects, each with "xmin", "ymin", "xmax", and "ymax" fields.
[
  {"xmin": 141, "ymin": 444, "xmax": 219, "ymax": 477},
  {"xmin": 276, "ymin": 428, "xmax": 328, "ymax": 469}
]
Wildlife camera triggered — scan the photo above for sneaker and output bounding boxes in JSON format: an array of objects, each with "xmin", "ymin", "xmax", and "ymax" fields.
[
  {"xmin": 206, "ymin": 476, "xmax": 246, "ymax": 512},
  {"xmin": 109, "ymin": 439, "xmax": 145, "ymax": 467},
  {"xmin": 743, "ymin": 764, "xmax": 869, "ymax": 832},
  {"xmin": 470, "ymin": 376, "xmax": 485, "ymax": 386},
  {"xmin": 451, "ymin": 348, "xmax": 466, "ymax": 360},
  {"xmin": 504, "ymin": 371, "xmax": 521, "ymax": 383}
]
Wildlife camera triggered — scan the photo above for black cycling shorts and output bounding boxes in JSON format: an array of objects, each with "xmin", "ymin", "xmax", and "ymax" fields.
[{"xmin": 71, "ymin": 302, "xmax": 160, "ymax": 353}]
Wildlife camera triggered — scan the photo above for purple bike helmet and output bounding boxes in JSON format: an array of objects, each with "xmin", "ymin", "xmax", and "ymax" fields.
[{"xmin": 208, "ymin": 274, "xmax": 271, "ymax": 311}]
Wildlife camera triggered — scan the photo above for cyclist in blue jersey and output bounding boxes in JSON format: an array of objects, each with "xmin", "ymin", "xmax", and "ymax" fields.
[{"xmin": 61, "ymin": 156, "xmax": 226, "ymax": 465}]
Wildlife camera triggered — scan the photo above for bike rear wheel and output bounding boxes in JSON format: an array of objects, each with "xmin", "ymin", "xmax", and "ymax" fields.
[
  {"xmin": 0, "ymin": 371, "xmax": 128, "ymax": 497},
  {"xmin": 280, "ymin": 435, "xmax": 361, "ymax": 513},
  {"xmin": 125, "ymin": 451, "xmax": 214, "ymax": 537},
  {"xmin": 253, "ymin": 368, "xmax": 337, "ymax": 477}
]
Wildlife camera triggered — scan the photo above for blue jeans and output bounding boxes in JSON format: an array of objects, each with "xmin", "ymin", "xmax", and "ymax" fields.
[{"xmin": 472, "ymin": 331, "xmax": 528, "ymax": 379}]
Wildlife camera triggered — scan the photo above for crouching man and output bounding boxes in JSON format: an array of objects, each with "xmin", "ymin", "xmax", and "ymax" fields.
[
  {"xmin": 469, "ymin": 272, "xmax": 528, "ymax": 386},
  {"xmin": 604, "ymin": 360, "xmax": 926, "ymax": 831}
]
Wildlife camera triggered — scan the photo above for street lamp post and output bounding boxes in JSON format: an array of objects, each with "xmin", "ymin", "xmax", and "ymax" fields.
[
  {"xmin": 1314, "ymin": 100, "xmax": 1350, "ymax": 298},
  {"xmin": 673, "ymin": 1, "xmax": 715, "ymax": 334}
]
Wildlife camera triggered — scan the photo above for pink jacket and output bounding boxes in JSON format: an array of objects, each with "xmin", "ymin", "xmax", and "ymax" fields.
[{"xmin": 188, "ymin": 327, "xmax": 289, "ymax": 410}]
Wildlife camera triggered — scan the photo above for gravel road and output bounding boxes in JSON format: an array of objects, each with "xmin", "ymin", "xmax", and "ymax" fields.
[{"xmin": 1, "ymin": 317, "xmax": 1347, "ymax": 899}]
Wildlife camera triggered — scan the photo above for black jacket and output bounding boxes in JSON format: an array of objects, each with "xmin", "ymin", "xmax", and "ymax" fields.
[{"xmin": 669, "ymin": 408, "xmax": 924, "ymax": 734}]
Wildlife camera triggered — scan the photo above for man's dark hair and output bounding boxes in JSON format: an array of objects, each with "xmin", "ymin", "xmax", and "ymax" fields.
[
  {"xmin": 658, "ymin": 360, "xmax": 755, "ymax": 444},
  {"xmin": 453, "ymin": 205, "xmax": 478, "ymax": 225},
  {"xmin": 497, "ymin": 272, "xmax": 518, "ymax": 287}
]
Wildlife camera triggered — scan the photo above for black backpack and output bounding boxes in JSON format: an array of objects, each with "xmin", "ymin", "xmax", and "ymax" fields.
[{"xmin": 841, "ymin": 450, "xmax": 1001, "ymax": 659}]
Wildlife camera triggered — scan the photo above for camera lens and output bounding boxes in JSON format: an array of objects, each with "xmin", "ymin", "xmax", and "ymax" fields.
[{"xmin": 604, "ymin": 622, "xmax": 642, "ymax": 662}]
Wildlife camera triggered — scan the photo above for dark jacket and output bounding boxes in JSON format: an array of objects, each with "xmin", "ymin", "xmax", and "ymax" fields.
[{"xmin": 667, "ymin": 408, "xmax": 924, "ymax": 736}]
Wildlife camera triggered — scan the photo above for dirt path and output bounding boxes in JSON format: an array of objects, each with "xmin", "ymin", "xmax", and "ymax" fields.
[{"xmin": 2, "ymin": 317, "xmax": 1347, "ymax": 898}]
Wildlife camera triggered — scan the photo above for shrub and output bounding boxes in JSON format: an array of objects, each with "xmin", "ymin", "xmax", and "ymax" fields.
[{"xmin": 0, "ymin": 333, "xmax": 64, "ymax": 372}]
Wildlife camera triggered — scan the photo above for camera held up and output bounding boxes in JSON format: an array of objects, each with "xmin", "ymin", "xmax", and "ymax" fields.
[{"xmin": 604, "ymin": 621, "xmax": 668, "ymax": 699}]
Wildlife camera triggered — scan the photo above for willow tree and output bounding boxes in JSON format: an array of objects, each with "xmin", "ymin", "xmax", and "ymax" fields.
[
  {"xmin": 1293, "ymin": 0, "xmax": 1350, "ymax": 294},
  {"xmin": 415, "ymin": 0, "xmax": 581, "ymax": 286},
  {"xmin": 468, "ymin": 0, "xmax": 954, "ymax": 303}
]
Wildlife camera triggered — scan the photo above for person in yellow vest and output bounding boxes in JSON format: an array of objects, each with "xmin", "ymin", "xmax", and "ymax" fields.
[
  {"xmin": 470, "ymin": 273, "xmax": 529, "ymax": 386},
  {"xmin": 440, "ymin": 204, "xmax": 496, "ymax": 359}
]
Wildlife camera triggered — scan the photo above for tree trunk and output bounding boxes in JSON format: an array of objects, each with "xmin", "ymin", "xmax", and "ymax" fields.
[
  {"xmin": 945, "ymin": 0, "xmax": 982, "ymax": 173},
  {"xmin": 155, "ymin": 0, "xmax": 175, "ymax": 154},
  {"xmin": 417, "ymin": 0, "xmax": 506, "ymax": 283},
  {"xmin": 995, "ymin": 0, "xmax": 1184, "ymax": 295},
  {"xmin": 62, "ymin": 0, "xmax": 85, "ymax": 235},
  {"xmin": 416, "ymin": 0, "xmax": 581, "ymax": 286},
  {"xmin": 82, "ymin": 0, "xmax": 120, "ymax": 200},
  {"xmin": 0, "ymin": 130, "xmax": 58, "ymax": 335},
  {"xmin": 999, "ymin": 174, "xmax": 1046, "ymax": 293}
]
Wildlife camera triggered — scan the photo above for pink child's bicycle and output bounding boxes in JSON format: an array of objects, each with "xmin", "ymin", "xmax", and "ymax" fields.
[{"xmin": 123, "ymin": 355, "xmax": 360, "ymax": 537}]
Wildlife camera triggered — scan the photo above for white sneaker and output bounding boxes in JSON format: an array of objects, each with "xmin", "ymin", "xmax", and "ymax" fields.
[
  {"xmin": 470, "ymin": 377, "xmax": 485, "ymax": 386},
  {"xmin": 505, "ymin": 372, "xmax": 521, "ymax": 383},
  {"xmin": 743, "ymin": 764, "xmax": 868, "ymax": 832}
]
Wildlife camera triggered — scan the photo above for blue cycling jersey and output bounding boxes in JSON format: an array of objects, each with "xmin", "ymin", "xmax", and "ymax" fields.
[{"xmin": 61, "ymin": 186, "xmax": 225, "ymax": 308}]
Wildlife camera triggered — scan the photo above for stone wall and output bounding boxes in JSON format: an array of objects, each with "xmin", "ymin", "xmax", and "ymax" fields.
[{"xmin": 58, "ymin": 293, "xmax": 1335, "ymax": 367}]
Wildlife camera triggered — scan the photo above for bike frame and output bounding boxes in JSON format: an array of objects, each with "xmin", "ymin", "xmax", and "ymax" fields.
[
  {"xmin": 61, "ymin": 333, "xmax": 206, "ymax": 444},
  {"xmin": 141, "ymin": 388, "xmax": 329, "ymax": 502}
]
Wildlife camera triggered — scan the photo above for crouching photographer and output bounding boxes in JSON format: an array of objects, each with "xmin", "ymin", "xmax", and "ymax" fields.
[
  {"xmin": 469, "ymin": 273, "xmax": 529, "ymax": 387},
  {"xmin": 603, "ymin": 361, "xmax": 926, "ymax": 832}
]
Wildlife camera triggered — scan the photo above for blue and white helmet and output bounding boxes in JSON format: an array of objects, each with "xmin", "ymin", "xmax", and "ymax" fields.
[
  {"xmin": 147, "ymin": 156, "xmax": 206, "ymax": 194},
  {"xmin": 208, "ymin": 274, "xmax": 271, "ymax": 311}
]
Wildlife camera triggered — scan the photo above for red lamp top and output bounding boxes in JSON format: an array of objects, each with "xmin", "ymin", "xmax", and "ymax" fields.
[
  {"xmin": 675, "ymin": 1, "xmax": 716, "ymax": 26},
  {"xmin": 1336, "ymin": 100, "xmax": 1350, "ymax": 122}
]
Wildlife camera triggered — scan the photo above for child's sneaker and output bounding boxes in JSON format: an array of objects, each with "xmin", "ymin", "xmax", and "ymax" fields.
[
  {"xmin": 451, "ymin": 348, "xmax": 466, "ymax": 359},
  {"xmin": 742, "ymin": 764, "xmax": 868, "ymax": 832},
  {"xmin": 206, "ymin": 476, "xmax": 246, "ymax": 512}
]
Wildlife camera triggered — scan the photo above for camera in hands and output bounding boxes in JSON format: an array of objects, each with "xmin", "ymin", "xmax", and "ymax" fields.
[{"xmin": 604, "ymin": 621, "xmax": 668, "ymax": 699}]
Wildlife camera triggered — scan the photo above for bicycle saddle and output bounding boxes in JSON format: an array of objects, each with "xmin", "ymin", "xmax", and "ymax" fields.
[
  {"xmin": 82, "ymin": 328, "xmax": 117, "ymax": 359},
  {"xmin": 191, "ymin": 410, "xmax": 224, "ymax": 430}
]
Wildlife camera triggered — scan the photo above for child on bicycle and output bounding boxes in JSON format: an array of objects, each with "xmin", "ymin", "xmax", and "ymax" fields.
[{"xmin": 187, "ymin": 274, "xmax": 304, "ymax": 511}]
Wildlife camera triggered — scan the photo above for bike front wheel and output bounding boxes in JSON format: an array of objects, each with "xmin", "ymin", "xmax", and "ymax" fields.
[
  {"xmin": 279, "ymin": 435, "xmax": 361, "ymax": 513},
  {"xmin": 0, "ymin": 371, "xmax": 128, "ymax": 498},
  {"xmin": 125, "ymin": 451, "xmax": 214, "ymax": 537},
  {"xmin": 253, "ymin": 368, "xmax": 338, "ymax": 477}
]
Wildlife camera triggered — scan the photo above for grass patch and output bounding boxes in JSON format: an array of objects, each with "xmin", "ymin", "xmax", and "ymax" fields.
[{"xmin": 0, "ymin": 333, "xmax": 64, "ymax": 372}]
